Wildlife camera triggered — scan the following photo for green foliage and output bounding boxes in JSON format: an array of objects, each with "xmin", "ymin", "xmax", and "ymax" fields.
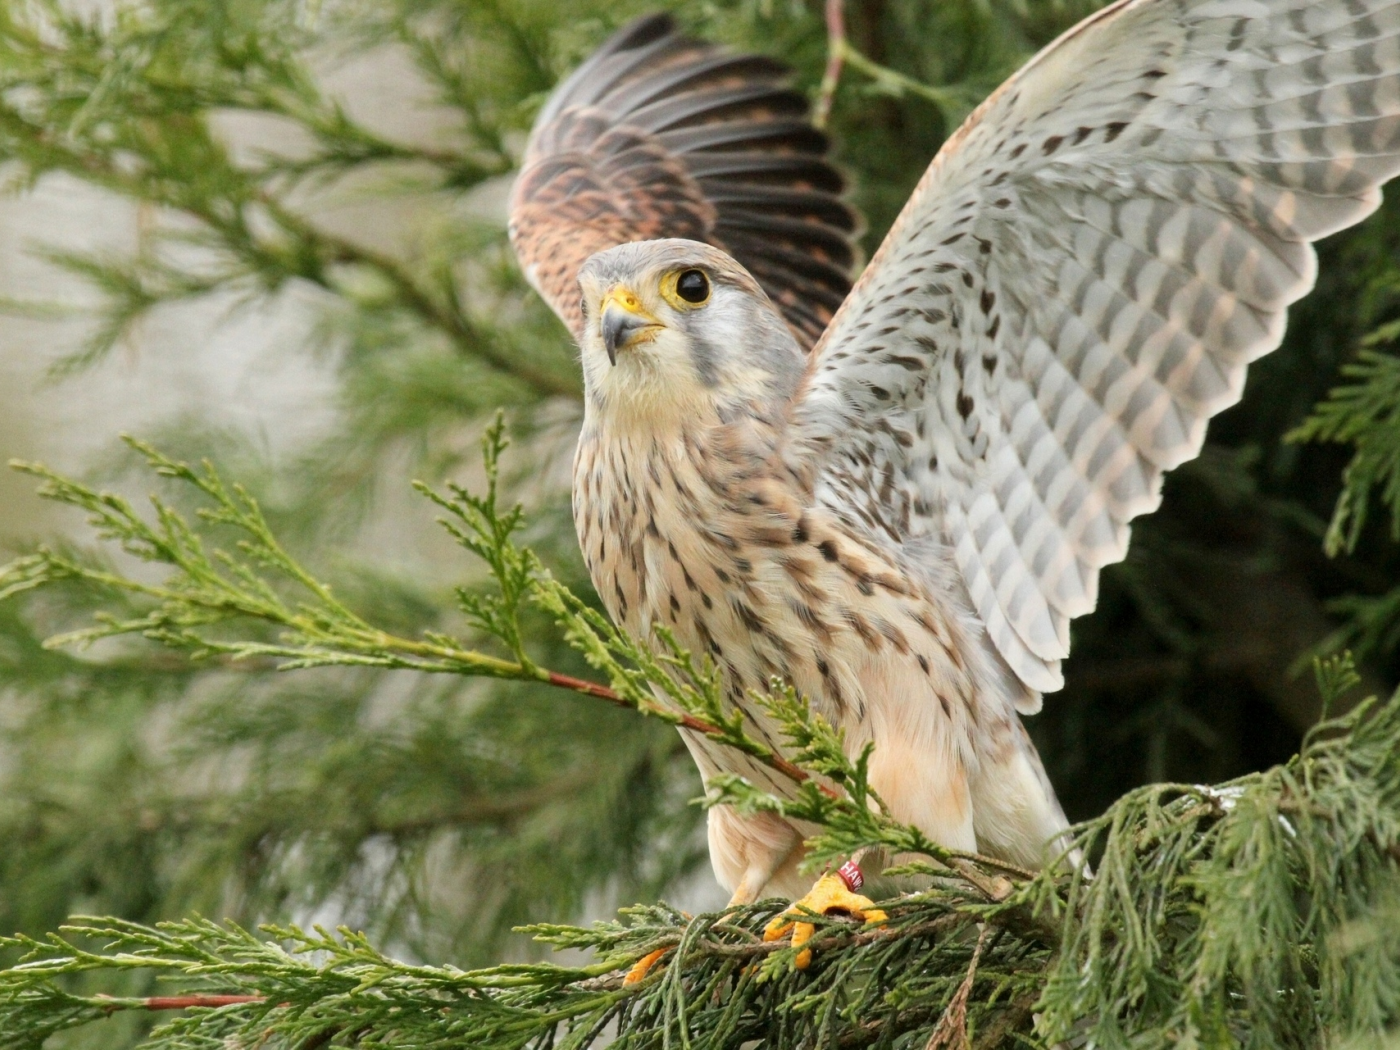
[
  {"xmin": 1290, "ymin": 346, "xmax": 1400, "ymax": 558},
  {"xmin": 1289, "ymin": 335, "xmax": 1400, "ymax": 667},
  {"xmin": 1, "ymin": 423, "xmax": 555, "ymax": 679},
  {"xmin": 0, "ymin": 659, "xmax": 1396, "ymax": 1048},
  {"xmin": 1037, "ymin": 657, "xmax": 1400, "ymax": 1045}
]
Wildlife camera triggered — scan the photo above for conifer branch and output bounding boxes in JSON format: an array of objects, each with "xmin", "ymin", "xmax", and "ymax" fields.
[
  {"xmin": 0, "ymin": 663, "xmax": 1393, "ymax": 1047},
  {"xmin": 1288, "ymin": 339, "xmax": 1400, "ymax": 665},
  {"xmin": 1288, "ymin": 345, "xmax": 1400, "ymax": 557}
]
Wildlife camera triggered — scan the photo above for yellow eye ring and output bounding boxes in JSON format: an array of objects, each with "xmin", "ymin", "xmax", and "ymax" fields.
[{"xmin": 660, "ymin": 268, "xmax": 711, "ymax": 309}]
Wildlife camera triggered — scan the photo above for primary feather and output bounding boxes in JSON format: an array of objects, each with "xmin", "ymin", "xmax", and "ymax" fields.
[{"xmin": 789, "ymin": 0, "xmax": 1400, "ymax": 698}]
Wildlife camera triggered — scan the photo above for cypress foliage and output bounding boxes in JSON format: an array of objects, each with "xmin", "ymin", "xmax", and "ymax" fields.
[{"xmin": 0, "ymin": 0, "xmax": 1399, "ymax": 1045}]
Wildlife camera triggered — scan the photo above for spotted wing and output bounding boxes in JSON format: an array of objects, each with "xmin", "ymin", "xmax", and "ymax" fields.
[
  {"xmin": 789, "ymin": 0, "xmax": 1400, "ymax": 698},
  {"xmin": 508, "ymin": 13, "xmax": 861, "ymax": 349}
]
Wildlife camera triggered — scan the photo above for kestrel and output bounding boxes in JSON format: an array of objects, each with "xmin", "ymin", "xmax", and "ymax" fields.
[{"xmin": 509, "ymin": 2, "xmax": 1400, "ymax": 913}]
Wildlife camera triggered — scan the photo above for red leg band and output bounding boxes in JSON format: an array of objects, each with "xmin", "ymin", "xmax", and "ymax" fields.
[{"xmin": 836, "ymin": 860, "xmax": 864, "ymax": 892}]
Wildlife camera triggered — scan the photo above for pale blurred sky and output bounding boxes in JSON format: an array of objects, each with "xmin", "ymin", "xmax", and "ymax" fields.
[{"xmin": 0, "ymin": 41, "xmax": 479, "ymax": 544}]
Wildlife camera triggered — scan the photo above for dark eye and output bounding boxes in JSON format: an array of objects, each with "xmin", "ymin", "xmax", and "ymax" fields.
[{"xmin": 675, "ymin": 269, "xmax": 710, "ymax": 304}]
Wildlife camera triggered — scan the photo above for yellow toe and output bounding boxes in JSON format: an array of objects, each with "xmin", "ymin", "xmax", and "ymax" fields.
[
  {"xmin": 623, "ymin": 947, "xmax": 669, "ymax": 986},
  {"xmin": 790, "ymin": 920, "xmax": 816, "ymax": 969},
  {"xmin": 762, "ymin": 872, "xmax": 889, "ymax": 968}
]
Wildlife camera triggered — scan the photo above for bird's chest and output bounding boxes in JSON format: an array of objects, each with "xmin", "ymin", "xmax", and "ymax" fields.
[
  {"xmin": 571, "ymin": 426, "xmax": 978, "ymax": 738},
  {"xmin": 573, "ymin": 429, "xmax": 783, "ymax": 691}
]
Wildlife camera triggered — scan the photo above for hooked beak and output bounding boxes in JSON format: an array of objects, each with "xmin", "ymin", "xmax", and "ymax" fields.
[{"xmin": 600, "ymin": 287, "xmax": 661, "ymax": 365}]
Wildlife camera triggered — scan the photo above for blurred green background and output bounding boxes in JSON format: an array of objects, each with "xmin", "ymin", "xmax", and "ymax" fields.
[{"xmin": 0, "ymin": 0, "xmax": 1397, "ymax": 1012}]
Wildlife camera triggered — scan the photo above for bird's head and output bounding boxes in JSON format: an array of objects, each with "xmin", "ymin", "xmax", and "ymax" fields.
[{"xmin": 577, "ymin": 239, "xmax": 804, "ymax": 426}]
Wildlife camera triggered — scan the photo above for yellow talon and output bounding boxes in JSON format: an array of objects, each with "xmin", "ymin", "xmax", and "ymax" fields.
[
  {"xmin": 623, "ymin": 947, "xmax": 670, "ymax": 985},
  {"xmin": 762, "ymin": 872, "xmax": 888, "ymax": 969}
]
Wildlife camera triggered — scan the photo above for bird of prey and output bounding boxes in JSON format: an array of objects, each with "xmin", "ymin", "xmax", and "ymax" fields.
[{"xmin": 509, "ymin": 1, "xmax": 1400, "ymax": 924}]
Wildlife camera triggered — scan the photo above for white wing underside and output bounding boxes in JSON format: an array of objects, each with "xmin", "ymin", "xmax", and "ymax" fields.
[{"xmin": 791, "ymin": 0, "xmax": 1400, "ymax": 699}]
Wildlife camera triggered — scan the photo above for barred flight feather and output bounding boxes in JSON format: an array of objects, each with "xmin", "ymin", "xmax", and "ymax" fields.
[
  {"xmin": 509, "ymin": 14, "xmax": 861, "ymax": 350},
  {"xmin": 790, "ymin": 0, "xmax": 1400, "ymax": 700}
]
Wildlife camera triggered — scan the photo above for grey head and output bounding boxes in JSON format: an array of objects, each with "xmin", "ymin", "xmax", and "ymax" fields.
[{"xmin": 576, "ymin": 239, "xmax": 806, "ymax": 421}]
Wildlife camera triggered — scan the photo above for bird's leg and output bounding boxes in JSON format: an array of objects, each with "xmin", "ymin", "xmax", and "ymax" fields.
[
  {"xmin": 762, "ymin": 859, "xmax": 887, "ymax": 969},
  {"xmin": 726, "ymin": 873, "xmax": 762, "ymax": 908},
  {"xmin": 725, "ymin": 842, "xmax": 799, "ymax": 907}
]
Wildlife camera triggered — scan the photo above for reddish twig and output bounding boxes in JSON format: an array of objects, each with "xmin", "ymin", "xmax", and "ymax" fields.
[
  {"xmin": 814, "ymin": 0, "xmax": 846, "ymax": 129},
  {"xmin": 545, "ymin": 670, "xmax": 627, "ymax": 702},
  {"xmin": 543, "ymin": 671, "xmax": 836, "ymax": 797},
  {"xmin": 101, "ymin": 995, "xmax": 268, "ymax": 1012}
]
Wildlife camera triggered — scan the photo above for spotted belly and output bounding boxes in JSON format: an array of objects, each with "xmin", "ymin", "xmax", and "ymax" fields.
[{"xmin": 573, "ymin": 426, "xmax": 983, "ymax": 809}]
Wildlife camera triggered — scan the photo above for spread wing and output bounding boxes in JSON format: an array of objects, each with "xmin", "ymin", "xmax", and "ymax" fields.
[
  {"xmin": 508, "ymin": 13, "xmax": 861, "ymax": 349},
  {"xmin": 789, "ymin": 0, "xmax": 1400, "ymax": 697}
]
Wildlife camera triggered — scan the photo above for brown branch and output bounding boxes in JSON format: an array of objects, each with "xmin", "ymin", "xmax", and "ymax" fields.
[
  {"xmin": 546, "ymin": 670, "xmax": 629, "ymax": 702},
  {"xmin": 543, "ymin": 671, "xmax": 835, "ymax": 796},
  {"xmin": 105, "ymin": 995, "xmax": 268, "ymax": 1012},
  {"xmin": 814, "ymin": 0, "xmax": 846, "ymax": 129},
  {"xmin": 924, "ymin": 925, "xmax": 987, "ymax": 1050}
]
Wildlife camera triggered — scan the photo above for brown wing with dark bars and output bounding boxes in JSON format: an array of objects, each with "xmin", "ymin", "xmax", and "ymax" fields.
[{"xmin": 508, "ymin": 13, "xmax": 861, "ymax": 350}]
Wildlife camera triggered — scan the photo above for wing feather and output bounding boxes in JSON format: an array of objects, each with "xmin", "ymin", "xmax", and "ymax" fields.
[
  {"xmin": 689, "ymin": 153, "xmax": 847, "ymax": 190},
  {"xmin": 509, "ymin": 14, "xmax": 861, "ymax": 349},
  {"xmin": 789, "ymin": 0, "xmax": 1400, "ymax": 700}
]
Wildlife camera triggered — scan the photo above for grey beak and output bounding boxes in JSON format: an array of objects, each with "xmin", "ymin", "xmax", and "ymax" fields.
[{"xmin": 601, "ymin": 304, "xmax": 651, "ymax": 365}]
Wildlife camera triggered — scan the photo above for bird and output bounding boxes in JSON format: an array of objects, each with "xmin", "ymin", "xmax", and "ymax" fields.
[{"xmin": 509, "ymin": 1, "xmax": 1400, "ymax": 933}]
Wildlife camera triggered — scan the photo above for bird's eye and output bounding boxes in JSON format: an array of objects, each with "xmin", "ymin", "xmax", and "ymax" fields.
[{"xmin": 675, "ymin": 269, "xmax": 710, "ymax": 304}]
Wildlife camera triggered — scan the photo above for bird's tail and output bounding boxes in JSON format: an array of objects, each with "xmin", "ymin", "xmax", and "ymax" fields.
[{"xmin": 970, "ymin": 725, "xmax": 1078, "ymax": 872}]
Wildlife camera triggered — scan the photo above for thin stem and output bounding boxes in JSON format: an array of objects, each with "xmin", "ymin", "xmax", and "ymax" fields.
[
  {"xmin": 925, "ymin": 925, "xmax": 987, "ymax": 1050},
  {"xmin": 838, "ymin": 40, "xmax": 960, "ymax": 113},
  {"xmin": 99, "ymin": 994, "xmax": 268, "ymax": 1011},
  {"xmin": 814, "ymin": 0, "xmax": 846, "ymax": 130},
  {"xmin": 497, "ymin": 657, "xmax": 827, "ymax": 793}
]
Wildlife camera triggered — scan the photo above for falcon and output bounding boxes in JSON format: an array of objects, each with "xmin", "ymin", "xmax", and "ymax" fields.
[{"xmin": 509, "ymin": 2, "xmax": 1400, "ymax": 924}]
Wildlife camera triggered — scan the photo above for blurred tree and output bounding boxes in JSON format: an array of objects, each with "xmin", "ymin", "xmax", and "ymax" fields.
[{"xmin": 0, "ymin": 0, "xmax": 1398, "ymax": 1037}]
